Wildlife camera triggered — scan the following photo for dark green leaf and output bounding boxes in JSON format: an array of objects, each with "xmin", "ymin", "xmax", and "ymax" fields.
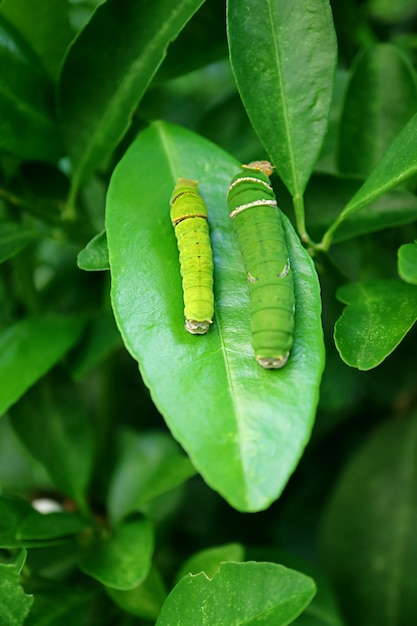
[
  {"xmin": 0, "ymin": 221, "xmax": 39, "ymax": 264},
  {"xmin": 0, "ymin": 562, "xmax": 33, "ymax": 625},
  {"xmin": 23, "ymin": 584, "xmax": 93, "ymax": 626},
  {"xmin": 106, "ymin": 565, "xmax": 166, "ymax": 620},
  {"xmin": 156, "ymin": 562, "xmax": 316, "ymax": 626},
  {"xmin": 16, "ymin": 510, "xmax": 87, "ymax": 542},
  {"xmin": 107, "ymin": 431, "xmax": 196, "ymax": 525},
  {"xmin": 0, "ymin": 0, "xmax": 74, "ymax": 79},
  {"xmin": 77, "ymin": 230, "xmax": 109, "ymax": 271},
  {"xmin": 79, "ymin": 516, "xmax": 154, "ymax": 590},
  {"xmin": 0, "ymin": 15, "xmax": 63, "ymax": 162},
  {"xmin": 338, "ymin": 43, "xmax": 417, "ymax": 176},
  {"xmin": 227, "ymin": 0, "xmax": 337, "ymax": 196},
  {"xmin": 0, "ymin": 316, "xmax": 85, "ymax": 417},
  {"xmin": 334, "ymin": 280, "xmax": 417, "ymax": 370},
  {"xmin": 320, "ymin": 413, "xmax": 417, "ymax": 626},
  {"xmin": 106, "ymin": 121, "xmax": 325, "ymax": 512},
  {"xmin": 0, "ymin": 495, "xmax": 34, "ymax": 548},
  {"xmin": 58, "ymin": 0, "xmax": 205, "ymax": 198},
  {"xmin": 398, "ymin": 242, "xmax": 417, "ymax": 285},
  {"xmin": 175, "ymin": 543, "xmax": 245, "ymax": 582}
]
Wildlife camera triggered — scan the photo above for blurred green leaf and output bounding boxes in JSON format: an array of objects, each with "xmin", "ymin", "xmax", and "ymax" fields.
[
  {"xmin": 10, "ymin": 376, "xmax": 94, "ymax": 506},
  {"xmin": 77, "ymin": 230, "xmax": 109, "ymax": 271},
  {"xmin": 227, "ymin": 0, "xmax": 337, "ymax": 196},
  {"xmin": 23, "ymin": 584, "xmax": 93, "ymax": 626},
  {"xmin": 0, "ymin": 15, "xmax": 63, "ymax": 162},
  {"xmin": 156, "ymin": 561, "xmax": 316, "ymax": 625},
  {"xmin": 175, "ymin": 543, "xmax": 245, "ymax": 582},
  {"xmin": 338, "ymin": 43, "xmax": 417, "ymax": 176},
  {"xmin": 0, "ymin": 0, "xmax": 74, "ymax": 79},
  {"xmin": 58, "ymin": 0, "xmax": 205, "ymax": 200},
  {"xmin": 398, "ymin": 241, "xmax": 417, "ymax": 285},
  {"xmin": 320, "ymin": 413, "xmax": 417, "ymax": 626},
  {"xmin": 107, "ymin": 431, "xmax": 196, "ymax": 525},
  {"xmin": 0, "ymin": 495, "xmax": 34, "ymax": 548},
  {"xmin": 16, "ymin": 510, "xmax": 87, "ymax": 542},
  {"xmin": 0, "ymin": 222, "xmax": 39, "ymax": 264},
  {"xmin": 334, "ymin": 280, "xmax": 417, "ymax": 370},
  {"xmin": 106, "ymin": 565, "xmax": 167, "ymax": 620},
  {"xmin": 106, "ymin": 121, "xmax": 325, "ymax": 512},
  {"xmin": 0, "ymin": 562, "xmax": 33, "ymax": 625},
  {"xmin": 0, "ymin": 316, "xmax": 85, "ymax": 417},
  {"xmin": 367, "ymin": 0, "xmax": 417, "ymax": 22},
  {"xmin": 79, "ymin": 516, "xmax": 154, "ymax": 590}
]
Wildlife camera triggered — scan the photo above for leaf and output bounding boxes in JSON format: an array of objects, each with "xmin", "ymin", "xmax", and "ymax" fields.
[
  {"xmin": 334, "ymin": 280, "xmax": 417, "ymax": 370},
  {"xmin": 106, "ymin": 122, "xmax": 325, "ymax": 512},
  {"xmin": 79, "ymin": 516, "xmax": 154, "ymax": 590},
  {"xmin": 106, "ymin": 565, "xmax": 167, "ymax": 620},
  {"xmin": 0, "ymin": 495, "xmax": 34, "ymax": 548},
  {"xmin": 338, "ymin": 43, "xmax": 417, "ymax": 176},
  {"xmin": 175, "ymin": 543, "xmax": 245, "ymax": 582},
  {"xmin": 107, "ymin": 430, "xmax": 196, "ymax": 525},
  {"xmin": 58, "ymin": 0, "xmax": 205, "ymax": 199},
  {"xmin": 16, "ymin": 510, "xmax": 87, "ymax": 542},
  {"xmin": 156, "ymin": 561, "xmax": 316, "ymax": 626},
  {"xmin": 227, "ymin": 0, "xmax": 337, "ymax": 196},
  {"xmin": 0, "ymin": 316, "xmax": 85, "ymax": 417},
  {"xmin": 9, "ymin": 375, "xmax": 94, "ymax": 505},
  {"xmin": 0, "ymin": 563, "xmax": 33, "ymax": 625},
  {"xmin": 0, "ymin": 0, "xmax": 74, "ymax": 79},
  {"xmin": 319, "ymin": 413, "xmax": 417, "ymax": 626},
  {"xmin": 77, "ymin": 230, "xmax": 109, "ymax": 271},
  {"xmin": 398, "ymin": 241, "xmax": 417, "ymax": 285},
  {"xmin": 0, "ymin": 221, "xmax": 39, "ymax": 264},
  {"xmin": 337, "ymin": 111, "xmax": 417, "ymax": 219},
  {"xmin": 0, "ymin": 15, "xmax": 63, "ymax": 162}
]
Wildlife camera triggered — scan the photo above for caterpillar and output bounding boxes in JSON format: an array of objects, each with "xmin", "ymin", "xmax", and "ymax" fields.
[
  {"xmin": 227, "ymin": 161, "xmax": 295, "ymax": 368},
  {"xmin": 170, "ymin": 178, "xmax": 214, "ymax": 334}
]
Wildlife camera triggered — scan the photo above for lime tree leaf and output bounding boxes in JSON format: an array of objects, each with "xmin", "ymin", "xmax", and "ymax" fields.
[
  {"xmin": 58, "ymin": 0, "xmax": 205, "ymax": 200},
  {"xmin": 338, "ymin": 43, "xmax": 417, "ymax": 176},
  {"xmin": 0, "ymin": 222, "xmax": 39, "ymax": 264},
  {"xmin": 106, "ymin": 565, "xmax": 167, "ymax": 620},
  {"xmin": 334, "ymin": 280, "xmax": 417, "ymax": 370},
  {"xmin": 319, "ymin": 413, "xmax": 417, "ymax": 626},
  {"xmin": 0, "ymin": 0, "xmax": 74, "ymax": 79},
  {"xmin": 175, "ymin": 543, "xmax": 245, "ymax": 582},
  {"xmin": 79, "ymin": 516, "xmax": 154, "ymax": 590},
  {"xmin": 227, "ymin": 0, "xmax": 337, "ymax": 196},
  {"xmin": 398, "ymin": 242, "xmax": 417, "ymax": 285},
  {"xmin": 107, "ymin": 431, "xmax": 196, "ymax": 525},
  {"xmin": 156, "ymin": 562, "xmax": 316, "ymax": 625},
  {"xmin": 77, "ymin": 230, "xmax": 109, "ymax": 271},
  {"xmin": 106, "ymin": 121, "xmax": 325, "ymax": 512},
  {"xmin": 0, "ymin": 563, "xmax": 33, "ymax": 625},
  {"xmin": 0, "ymin": 15, "xmax": 63, "ymax": 162},
  {"xmin": 0, "ymin": 316, "xmax": 85, "ymax": 417}
]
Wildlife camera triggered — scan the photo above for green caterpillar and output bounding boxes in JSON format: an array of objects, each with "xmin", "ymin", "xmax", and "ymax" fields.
[
  {"xmin": 227, "ymin": 161, "xmax": 295, "ymax": 368},
  {"xmin": 170, "ymin": 178, "xmax": 214, "ymax": 334}
]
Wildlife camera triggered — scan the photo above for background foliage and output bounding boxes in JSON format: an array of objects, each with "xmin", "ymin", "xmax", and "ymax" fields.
[{"xmin": 1, "ymin": 0, "xmax": 417, "ymax": 624}]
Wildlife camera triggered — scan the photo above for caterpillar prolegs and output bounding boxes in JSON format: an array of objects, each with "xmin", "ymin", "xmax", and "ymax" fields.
[
  {"xmin": 170, "ymin": 178, "xmax": 214, "ymax": 334},
  {"xmin": 227, "ymin": 161, "xmax": 295, "ymax": 368}
]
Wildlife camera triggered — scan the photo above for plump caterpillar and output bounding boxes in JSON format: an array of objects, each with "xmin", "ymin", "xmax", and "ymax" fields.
[
  {"xmin": 227, "ymin": 161, "xmax": 295, "ymax": 368},
  {"xmin": 170, "ymin": 178, "xmax": 214, "ymax": 334}
]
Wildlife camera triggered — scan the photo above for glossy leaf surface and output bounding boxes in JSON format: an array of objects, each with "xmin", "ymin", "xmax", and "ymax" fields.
[
  {"xmin": 334, "ymin": 280, "xmax": 417, "ymax": 370},
  {"xmin": 320, "ymin": 413, "xmax": 417, "ymax": 626},
  {"xmin": 398, "ymin": 242, "xmax": 417, "ymax": 285},
  {"xmin": 58, "ymin": 0, "xmax": 205, "ymax": 197},
  {"xmin": 77, "ymin": 230, "xmax": 109, "ymax": 271},
  {"xmin": 227, "ymin": 0, "xmax": 337, "ymax": 196},
  {"xmin": 106, "ymin": 121, "xmax": 325, "ymax": 512},
  {"xmin": 0, "ymin": 316, "xmax": 85, "ymax": 417},
  {"xmin": 156, "ymin": 561, "xmax": 316, "ymax": 625}
]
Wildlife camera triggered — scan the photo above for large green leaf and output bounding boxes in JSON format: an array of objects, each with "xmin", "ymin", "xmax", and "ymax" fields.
[
  {"xmin": 334, "ymin": 280, "xmax": 417, "ymax": 370},
  {"xmin": 0, "ymin": 316, "xmax": 85, "ymax": 417},
  {"xmin": 106, "ymin": 121, "xmax": 325, "ymax": 512},
  {"xmin": 320, "ymin": 413, "xmax": 417, "ymax": 626},
  {"xmin": 0, "ymin": 15, "xmax": 63, "ymax": 162},
  {"xmin": 338, "ymin": 43, "xmax": 417, "ymax": 176},
  {"xmin": 0, "ymin": 562, "xmax": 33, "ymax": 625},
  {"xmin": 156, "ymin": 562, "xmax": 316, "ymax": 625},
  {"xmin": 227, "ymin": 0, "xmax": 337, "ymax": 197},
  {"xmin": 58, "ymin": 0, "xmax": 205, "ymax": 202}
]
